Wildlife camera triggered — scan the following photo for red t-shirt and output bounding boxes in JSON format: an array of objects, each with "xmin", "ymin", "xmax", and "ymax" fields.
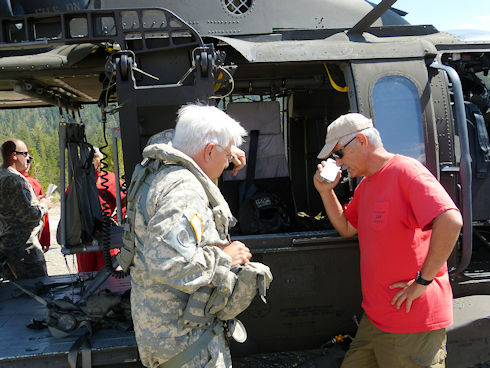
[
  {"xmin": 344, "ymin": 155, "xmax": 458, "ymax": 333},
  {"xmin": 22, "ymin": 172, "xmax": 50, "ymax": 250}
]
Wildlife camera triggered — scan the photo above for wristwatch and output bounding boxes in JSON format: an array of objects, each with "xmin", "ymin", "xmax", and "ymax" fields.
[{"xmin": 415, "ymin": 270, "xmax": 433, "ymax": 286}]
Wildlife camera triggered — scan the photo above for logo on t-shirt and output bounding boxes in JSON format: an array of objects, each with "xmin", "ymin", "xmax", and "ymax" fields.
[{"xmin": 371, "ymin": 201, "xmax": 390, "ymax": 230}]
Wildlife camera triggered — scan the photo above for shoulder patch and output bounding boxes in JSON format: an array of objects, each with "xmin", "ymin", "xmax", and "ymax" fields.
[
  {"xmin": 164, "ymin": 215, "xmax": 198, "ymax": 261},
  {"xmin": 189, "ymin": 213, "xmax": 203, "ymax": 243}
]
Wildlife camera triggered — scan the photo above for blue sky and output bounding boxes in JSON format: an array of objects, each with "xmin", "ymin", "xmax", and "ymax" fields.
[{"xmin": 375, "ymin": 0, "xmax": 490, "ymax": 32}]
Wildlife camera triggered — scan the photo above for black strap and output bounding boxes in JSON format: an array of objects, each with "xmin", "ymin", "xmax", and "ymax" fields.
[
  {"xmin": 475, "ymin": 113, "xmax": 490, "ymax": 157},
  {"xmin": 465, "ymin": 102, "xmax": 490, "ymax": 179},
  {"xmin": 67, "ymin": 330, "xmax": 92, "ymax": 368},
  {"xmin": 63, "ymin": 123, "xmax": 103, "ymax": 245},
  {"xmin": 158, "ymin": 322, "xmax": 223, "ymax": 368},
  {"xmin": 243, "ymin": 129, "xmax": 259, "ymax": 201}
]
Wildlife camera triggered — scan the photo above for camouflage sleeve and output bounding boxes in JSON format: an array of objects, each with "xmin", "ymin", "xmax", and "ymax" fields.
[
  {"xmin": 4, "ymin": 175, "xmax": 42, "ymax": 228},
  {"xmin": 142, "ymin": 181, "xmax": 235, "ymax": 294}
]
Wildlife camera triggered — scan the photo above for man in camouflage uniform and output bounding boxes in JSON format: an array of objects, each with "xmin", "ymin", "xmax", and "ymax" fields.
[
  {"xmin": 0, "ymin": 139, "xmax": 51, "ymax": 279},
  {"xmin": 130, "ymin": 104, "xmax": 252, "ymax": 368}
]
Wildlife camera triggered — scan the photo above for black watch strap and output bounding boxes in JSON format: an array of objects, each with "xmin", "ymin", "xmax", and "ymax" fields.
[{"xmin": 415, "ymin": 270, "xmax": 433, "ymax": 286}]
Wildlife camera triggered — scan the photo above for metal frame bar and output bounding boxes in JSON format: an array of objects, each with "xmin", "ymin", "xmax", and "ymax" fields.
[
  {"xmin": 430, "ymin": 61, "xmax": 473, "ymax": 274},
  {"xmin": 0, "ymin": 7, "xmax": 203, "ymax": 53}
]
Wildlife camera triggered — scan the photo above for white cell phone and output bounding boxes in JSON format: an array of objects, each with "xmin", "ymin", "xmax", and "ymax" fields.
[{"xmin": 320, "ymin": 158, "xmax": 340, "ymax": 183}]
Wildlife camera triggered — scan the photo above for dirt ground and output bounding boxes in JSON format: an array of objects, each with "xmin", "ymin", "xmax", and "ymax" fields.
[{"xmin": 43, "ymin": 204, "xmax": 79, "ymax": 275}]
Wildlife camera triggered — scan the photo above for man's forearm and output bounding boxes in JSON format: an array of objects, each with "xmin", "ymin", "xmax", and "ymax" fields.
[
  {"xmin": 319, "ymin": 189, "xmax": 356, "ymax": 237},
  {"xmin": 420, "ymin": 209, "xmax": 463, "ymax": 280}
]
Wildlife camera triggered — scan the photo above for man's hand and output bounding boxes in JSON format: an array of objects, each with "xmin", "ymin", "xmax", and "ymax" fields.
[
  {"xmin": 312, "ymin": 161, "xmax": 357, "ymax": 238},
  {"xmin": 222, "ymin": 241, "xmax": 252, "ymax": 266},
  {"xmin": 230, "ymin": 146, "xmax": 246, "ymax": 176},
  {"xmin": 39, "ymin": 195, "xmax": 52, "ymax": 210},
  {"xmin": 390, "ymin": 279, "xmax": 427, "ymax": 313},
  {"xmin": 313, "ymin": 161, "xmax": 341, "ymax": 194}
]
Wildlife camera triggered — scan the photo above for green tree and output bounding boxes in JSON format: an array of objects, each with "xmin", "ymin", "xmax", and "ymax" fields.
[{"xmin": 0, "ymin": 104, "xmax": 124, "ymax": 191}]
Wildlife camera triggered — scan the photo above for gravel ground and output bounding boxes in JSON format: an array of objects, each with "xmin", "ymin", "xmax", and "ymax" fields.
[{"xmin": 43, "ymin": 204, "xmax": 78, "ymax": 275}]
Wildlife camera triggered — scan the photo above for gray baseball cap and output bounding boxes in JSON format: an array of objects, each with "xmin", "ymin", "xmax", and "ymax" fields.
[{"xmin": 317, "ymin": 113, "xmax": 373, "ymax": 159}]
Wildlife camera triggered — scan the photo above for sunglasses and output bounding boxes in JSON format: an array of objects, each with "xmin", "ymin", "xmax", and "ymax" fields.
[
  {"xmin": 15, "ymin": 151, "xmax": 29, "ymax": 157},
  {"xmin": 331, "ymin": 136, "xmax": 356, "ymax": 159}
]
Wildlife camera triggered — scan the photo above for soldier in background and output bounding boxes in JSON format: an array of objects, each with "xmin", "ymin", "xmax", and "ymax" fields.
[
  {"xmin": 129, "ymin": 104, "xmax": 253, "ymax": 368},
  {"xmin": 76, "ymin": 147, "xmax": 126, "ymax": 272},
  {"xmin": 0, "ymin": 139, "xmax": 51, "ymax": 279},
  {"xmin": 20, "ymin": 154, "xmax": 51, "ymax": 252}
]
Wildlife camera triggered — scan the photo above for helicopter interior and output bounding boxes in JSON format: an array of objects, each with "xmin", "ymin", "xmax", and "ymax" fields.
[
  {"xmin": 215, "ymin": 62, "xmax": 352, "ymax": 238},
  {"xmin": 440, "ymin": 50, "xmax": 490, "ymax": 259}
]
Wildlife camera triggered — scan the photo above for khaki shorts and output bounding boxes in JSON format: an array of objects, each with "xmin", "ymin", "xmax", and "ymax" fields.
[{"xmin": 341, "ymin": 314, "xmax": 447, "ymax": 368}]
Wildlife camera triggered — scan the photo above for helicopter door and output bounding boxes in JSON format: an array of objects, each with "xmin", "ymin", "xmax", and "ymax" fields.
[
  {"xmin": 350, "ymin": 58, "xmax": 472, "ymax": 273},
  {"xmin": 350, "ymin": 58, "xmax": 439, "ymax": 177}
]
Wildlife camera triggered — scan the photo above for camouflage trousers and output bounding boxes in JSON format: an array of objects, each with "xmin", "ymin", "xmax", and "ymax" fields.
[
  {"xmin": 165, "ymin": 332, "xmax": 231, "ymax": 368},
  {"xmin": 0, "ymin": 240, "xmax": 47, "ymax": 280},
  {"xmin": 140, "ymin": 330, "xmax": 231, "ymax": 368},
  {"xmin": 341, "ymin": 314, "xmax": 447, "ymax": 368}
]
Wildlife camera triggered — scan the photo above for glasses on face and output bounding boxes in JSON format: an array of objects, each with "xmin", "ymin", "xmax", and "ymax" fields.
[
  {"xmin": 216, "ymin": 144, "xmax": 235, "ymax": 163},
  {"xmin": 331, "ymin": 136, "xmax": 356, "ymax": 159},
  {"xmin": 15, "ymin": 151, "xmax": 29, "ymax": 157}
]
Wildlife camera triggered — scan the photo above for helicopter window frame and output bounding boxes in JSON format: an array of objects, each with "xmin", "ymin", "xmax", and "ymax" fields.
[{"xmin": 372, "ymin": 75, "xmax": 426, "ymax": 164}]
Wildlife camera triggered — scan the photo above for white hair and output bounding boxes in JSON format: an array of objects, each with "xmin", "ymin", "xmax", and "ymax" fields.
[
  {"xmin": 338, "ymin": 127, "xmax": 383, "ymax": 148},
  {"xmin": 172, "ymin": 104, "xmax": 247, "ymax": 157}
]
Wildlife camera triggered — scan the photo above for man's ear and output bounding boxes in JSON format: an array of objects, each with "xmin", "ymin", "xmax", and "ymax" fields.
[
  {"xmin": 357, "ymin": 133, "xmax": 368, "ymax": 147},
  {"xmin": 203, "ymin": 143, "xmax": 215, "ymax": 163}
]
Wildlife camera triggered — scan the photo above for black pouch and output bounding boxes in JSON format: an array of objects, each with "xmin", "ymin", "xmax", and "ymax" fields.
[{"xmin": 238, "ymin": 191, "xmax": 289, "ymax": 234}]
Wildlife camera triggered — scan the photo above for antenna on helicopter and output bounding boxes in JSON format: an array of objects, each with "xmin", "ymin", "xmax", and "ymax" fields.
[{"xmin": 348, "ymin": 0, "xmax": 398, "ymax": 35}]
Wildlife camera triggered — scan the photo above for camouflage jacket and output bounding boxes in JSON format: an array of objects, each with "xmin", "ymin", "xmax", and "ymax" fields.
[
  {"xmin": 0, "ymin": 166, "xmax": 47, "ymax": 261},
  {"xmin": 130, "ymin": 143, "xmax": 238, "ymax": 368}
]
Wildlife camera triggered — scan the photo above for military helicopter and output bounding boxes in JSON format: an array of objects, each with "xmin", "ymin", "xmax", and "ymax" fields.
[{"xmin": 0, "ymin": 0, "xmax": 489, "ymax": 367}]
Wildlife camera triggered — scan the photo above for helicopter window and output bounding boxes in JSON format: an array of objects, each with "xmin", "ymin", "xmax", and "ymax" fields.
[
  {"xmin": 68, "ymin": 17, "xmax": 88, "ymax": 38},
  {"xmin": 33, "ymin": 19, "xmax": 61, "ymax": 40},
  {"xmin": 223, "ymin": 0, "xmax": 253, "ymax": 15},
  {"xmin": 372, "ymin": 75, "xmax": 425, "ymax": 164}
]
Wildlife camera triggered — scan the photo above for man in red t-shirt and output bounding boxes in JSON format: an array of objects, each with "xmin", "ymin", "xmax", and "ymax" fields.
[
  {"xmin": 21, "ymin": 155, "xmax": 51, "ymax": 252},
  {"xmin": 314, "ymin": 113, "xmax": 463, "ymax": 367}
]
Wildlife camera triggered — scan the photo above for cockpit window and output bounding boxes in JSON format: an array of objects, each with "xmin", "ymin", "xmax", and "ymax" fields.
[{"xmin": 372, "ymin": 75, "xmax": 425, "ymax": 164}]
